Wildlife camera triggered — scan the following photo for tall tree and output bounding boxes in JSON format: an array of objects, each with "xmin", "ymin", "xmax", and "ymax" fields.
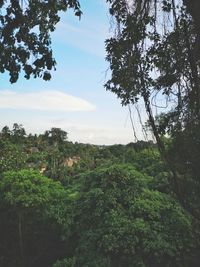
[
  {"xmin": 105, "ymin": 0, "xmax": 200, "ymax": 213},
  {"xmin": 0, "ymin": 169, "xmax": 68, "ymax": 267}
]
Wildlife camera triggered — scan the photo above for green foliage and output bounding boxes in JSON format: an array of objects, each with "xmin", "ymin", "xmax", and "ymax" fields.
[
  {"xmin": 44, "ymin": 128, "xmax": 68, "ymax": 146},
  {"xmin": 0, "ymin": 0, "xmax": 81, "ymax": 83},
  {"xmin": 71, "ymin": 164, "xmax": 196, "ymax": 267},
  {"xmin": 105, "ymin": 0, "xmax": 197, "ymax": 112},
  {"xmin": 0, "ymin": 125, "xmax": 200, "ymax": 266},
  {"xmin": 105, "ymin": 0, "xmax": 200, "ymax": 223},
  {"xmin": 0, "ymin": 141, "xmax": 27, "ymax": 173},
  {"xmin": 0, "ymin": 169, "xmax": 63, "ymax": 209},
  {"xmin": 0, "ymin": 169, "xmax": 72, "ymax": 267},
  {"xmin": 53, "ymin": 257, "xmax": 76, "ymax": 267}
]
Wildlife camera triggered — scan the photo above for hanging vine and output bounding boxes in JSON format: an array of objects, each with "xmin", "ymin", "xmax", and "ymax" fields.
[{"xmin": 105, "ymin": 0, "xmax": 200, "ymax": 213}]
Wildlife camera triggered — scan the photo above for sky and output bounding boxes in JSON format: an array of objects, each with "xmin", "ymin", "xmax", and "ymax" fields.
[{"xmin": 0, "ymin": 0, "xmax": 148, "ymax": 145}]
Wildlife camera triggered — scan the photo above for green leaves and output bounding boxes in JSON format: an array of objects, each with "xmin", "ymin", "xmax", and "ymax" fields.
[
  {"xmin": 0, "ymin": 170, "xmax": 64, "ymax": 210},
  {"xmin": 0, "ymin": 124, "xmax": 200, "ymax": 266},
  {"xmin": 70, "ymin": 164, "xmax": 196, "ymax": 267},
  {"xmin": 162, "ymin": 0, "xmax": 172, "ymax": 12},
  {"xmin": 105, "ymin": 1, "xmax": 200, "ymax": 223},
  {"xmin": 0, "ymin": 0, "xmax": 81, "ymax": 82}
]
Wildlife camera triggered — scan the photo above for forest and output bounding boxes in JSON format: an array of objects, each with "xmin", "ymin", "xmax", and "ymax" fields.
[
  {"xmin": 0, "ymin": 0, "xmax": 200, "ymax": 266},
  {"xmin": 0, "ymin": 124, "xmax": 199, "ymax": 267}
]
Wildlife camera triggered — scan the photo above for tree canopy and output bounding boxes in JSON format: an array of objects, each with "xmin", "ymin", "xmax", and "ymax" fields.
[
  {"xmin": 0, "ymin": 125, "xmax": 200, "ymax": 266},
  {"xmin": 0, "ymin": 0, "xmax": 81, "ymax": 83},
  {"xmin": 105, "ymin": 0, "xmax": 200, "ymax": 214}
]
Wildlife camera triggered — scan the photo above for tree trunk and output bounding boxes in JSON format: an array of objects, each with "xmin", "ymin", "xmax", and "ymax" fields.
[
  {"xmin": 183, "ymin": 0, "xmax": 200, "ymax": 63},
  {"xmin": 183, "ymin": 0, "xmax": 200, "ymax": 35},
  {"xmin": 18, "ymin": 212, "xmax": 24, "ymax": 267}
]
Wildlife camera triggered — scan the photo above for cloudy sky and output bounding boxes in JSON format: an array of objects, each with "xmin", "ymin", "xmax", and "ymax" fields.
[{"xmin": 0, "ymin": 0, "xmax": 148, "ymax": 145}]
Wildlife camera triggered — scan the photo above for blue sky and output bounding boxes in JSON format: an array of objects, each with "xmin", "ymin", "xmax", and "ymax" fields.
[{"xmin": 0, "ymin": 0, "xmax": 147, "ymax": 145}]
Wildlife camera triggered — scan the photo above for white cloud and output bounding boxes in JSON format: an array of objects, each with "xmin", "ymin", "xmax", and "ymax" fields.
[{"xmin": 0, "ymin": 90, "xmax": 95, "ymax": 112}]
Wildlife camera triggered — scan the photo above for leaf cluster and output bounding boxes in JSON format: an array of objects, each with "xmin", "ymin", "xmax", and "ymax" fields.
[{"xmin": 0, "ymin": 0, "xmax": 81, "ymax": 82}]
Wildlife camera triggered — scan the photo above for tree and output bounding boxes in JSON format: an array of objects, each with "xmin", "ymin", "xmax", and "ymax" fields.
[
  {"xmin": 48, "ymin": 128, "xmax": 68, "ymax": 145},
  {"xmin": 0, "ymin": 137, "xmax": 27, "ymax": 174},
  {"xmin": 11, "ymin": 123, "xmax": 26, "ymax": 142},
  {"xmin": 105, "ymin": 0, "xmax": 200, "ymax": 213},
  {"xmin": 0, "ymin": 126, "xmax": 11, "ymax": 139},
  {"xmin": 58, "ymin": 164, "xmax": 198, "ymax": 267},
  {"xmin": 0, "ymin": 0, "xmax": 81, "ymax": 83},
  {"xmin": 0, "ymin": 169, "xmax": 69, "ymax": 267},
  {"xmin": 183, "ymin": 0, "xmax": 200, "ymax": 37}
]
